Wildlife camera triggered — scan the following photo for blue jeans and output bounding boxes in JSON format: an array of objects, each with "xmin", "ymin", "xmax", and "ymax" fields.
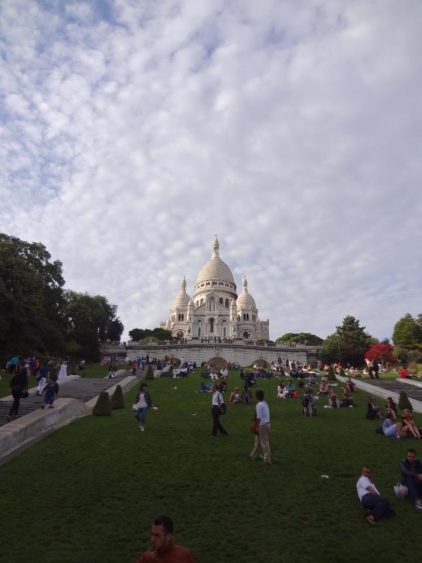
[
  {"xmin": 136, "ymin": 407, "xmax": 149, "ymax": 425},
  {"xmin": 382, "ymin": 418, "xmax": 397, "ymax": 437},
  {"xmin": 361, "ymin": 493, "xmax": 393, "ymax": 520}
]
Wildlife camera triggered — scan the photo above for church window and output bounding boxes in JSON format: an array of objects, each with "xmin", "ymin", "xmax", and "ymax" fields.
[
  {"xmin": 212, "ymin": 281, "xmax": 217, "ymax": 285},
  {"xmin": 200, "ymin": 299, "xmax": 204, "ymax": 305},
  {"xmin": 206, "ymin": 282, "xmax": 210, "ymax": 286},
  {"xmin": 201, "ymin": 283, "xmax": 204, "ymax": 287},
  {"xmin": 237, "ymin": 315, "xmax": 240, "ymax": 322},
  {"xmin": 209, "ymin": 318, "xmax": 215, "ymax": 333},
  {"xmin": 178, "ymin": 313, "xmax": 184, "ymax": 321},
  {"xmin": 196, "ymin": 301, "xmax": 199, "ymax": 307},
  {"xmin": 198, "ymin": 326, "xmax": 201, "ymax": 337},
  {"xmin": 243, "ymin": 313, "xmax": 249, "ymax": 321},
  {"xmin": 219, "ymin": 297, "xmax": 223, "ymax": 305},
  {"xmin": 223, "ymin": 326, "xmax": 226, "ymax": 337},
  {"xmin": 209, "ymin": 298, "xmax": 215, "ymax": 311},
  {"xmin": 219, "ymin": 282, "xmax": 223, "ymax": 285},
  {"xmin": 225, "ymin": 283, "xmax": 229, "ymax": 286},
  {"xmin": 225, "ymin": 299, "xmax": 229, "ymax": 307}
]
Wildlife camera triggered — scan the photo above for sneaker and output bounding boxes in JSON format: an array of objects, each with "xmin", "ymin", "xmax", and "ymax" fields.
[
  {"xmin": 139, "ymin": 425, "xmax": 145, "ymax": 432},
  {"xmin": 415, "ymin": 500, "xmax": 422, "ymax": 510},
  {"xmin": 366, "ymin": 515, "xmax": 376, "ymax": 524}
]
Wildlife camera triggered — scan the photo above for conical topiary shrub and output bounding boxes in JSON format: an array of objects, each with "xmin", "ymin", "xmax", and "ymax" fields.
[
  {"xmin": 110, "ymin": 385, "xmax": 124, "ymax": 410},
  {"xmin": 93, "ymin": 391, "xmax": 112, "ymax": 416},
  {"xmin": 145, "ymin": 365, "xmax": 154, "ymax": 380},
  {"xmin": 398, "ymin": 390, "xmax": 413, "ymax": 412}
]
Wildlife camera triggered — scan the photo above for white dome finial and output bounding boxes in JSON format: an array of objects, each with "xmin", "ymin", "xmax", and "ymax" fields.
[
  {"xmin": 243, "ymin": 276, "xmax": 248, "ymax": 291},
  {"xmin": 212, "ymin": 235, "xmax": 219, "ymax": 258}
]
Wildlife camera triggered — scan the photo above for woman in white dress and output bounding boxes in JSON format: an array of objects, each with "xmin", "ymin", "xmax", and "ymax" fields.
[{"xmin": 58, "ymin": 361, "xmax": 67, "ymax": 380}]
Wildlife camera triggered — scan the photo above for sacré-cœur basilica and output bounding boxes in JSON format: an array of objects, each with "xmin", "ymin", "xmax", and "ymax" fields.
[
  {"xmin": 114, "ymin": 237, "xmax": 319, "ymax": 367},
  {"xmin": 161, "ymin": 236, "xmax": 269, "ymax": 342}
]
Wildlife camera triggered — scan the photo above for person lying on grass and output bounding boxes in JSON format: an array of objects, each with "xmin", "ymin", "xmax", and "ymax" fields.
[{"xmin": 356, "ymin": 466, "xmax": 395, "ymax": 524}]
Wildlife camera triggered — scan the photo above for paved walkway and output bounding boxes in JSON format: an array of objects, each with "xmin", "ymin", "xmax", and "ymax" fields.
[
  {"xmin": 336, "ymin": 375, "xmax": 422, "ymax": 413},
  {"xmin": 0, "ymin": 371, "xmax": 141, "ymax": 465},
  {"xmin": 0, "ymin": 373, "xmax": 129, "ymax": 427}
]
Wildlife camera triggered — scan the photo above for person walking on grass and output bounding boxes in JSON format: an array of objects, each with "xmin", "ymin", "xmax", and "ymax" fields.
[
  {"xmin": 134, "ymin": 383, "xmax": 153, "ymax": 432},
  {"xmin": 356, "ymin": 466, "xmax": 395, "ymax": 524},
  {"xmin": 211, "ymin": 384, "xmax": 227, "ymax": 436},
  {"xmin": 136, "ymin": 515, "xmax": 195, "ymax": 562},
  {"xmin": 250, "ymin": 389, "xmax": 271, "ymax": 464}
]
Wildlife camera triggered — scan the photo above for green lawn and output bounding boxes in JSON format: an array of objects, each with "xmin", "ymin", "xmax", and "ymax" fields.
[{"xmin": 1, "ymin": 370, "xmax": 422, "ymax": 562}]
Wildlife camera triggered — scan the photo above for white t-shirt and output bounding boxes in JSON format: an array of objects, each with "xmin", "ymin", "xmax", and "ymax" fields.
[
  {"xmin": 256, "ymin": 401, "xmax": 270, "ymax": 425},
  {"xmin": 356, "ymin": 475, "xmax": 380, "ymax": 501},
  {"xmin": 137, "ymin": 393, "xmax": 147, "ymax": 409},
  {"xmin": 212, "ymin": 391, "xmax": 224, "ymax": 407}
]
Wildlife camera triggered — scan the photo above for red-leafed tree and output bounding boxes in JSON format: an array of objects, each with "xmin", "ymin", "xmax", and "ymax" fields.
[{"xmin": 365, "ymin": 342, "xmax": 396, "ymax": 364}]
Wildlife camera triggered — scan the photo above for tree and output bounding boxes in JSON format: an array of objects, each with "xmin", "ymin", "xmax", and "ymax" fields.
[
  {"xmin": 320, "ymin": 316, "xmax": 372, "ymax": 366},
  {"xmin": 393, "ymin": 314, "xmax": 422, "ymax": 349},
  {"xmin": 106, "ymin": 318, "xmax": 124, "ymax": 342},
  {"xmin": 336, "ymin": 316, "xmax": 372, "ymax": 367},
  {"xmin": 0, "ymin": 233, "xmax": 66, "ymax": 357},
  {"xmin": 276, "ymin": 332, "xmax": 323, "ymax": 345},
  {"xmin": 64, "ymin": 291, "xmax": 120, "ymax": 361},
  {"xmin": 365, "ymin": 343, "xmax": 396, "ymax": 365},
  {"xmin": 129, "ymin": 327, "xmax": 172, "ymax": 342}
]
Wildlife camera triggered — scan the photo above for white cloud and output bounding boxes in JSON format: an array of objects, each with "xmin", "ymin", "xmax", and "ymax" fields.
[{"xmin": 1, "ymin": 0, "xmax": 422, "ymax": 343}]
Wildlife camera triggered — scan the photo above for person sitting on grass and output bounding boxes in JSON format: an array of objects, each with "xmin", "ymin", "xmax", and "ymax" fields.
[
  {"xmin": 319, "ymin": 380, "xmax": 329, "ymax": 395},
  {"xmin": 366, "ymin": 396, "xmax": 383, "ymax": 420},
  {"xmin": 381, "ymin": 416, "xmax": 405, "ymax": 439},
  {"xmin": 399, "ymin": 448, "xmax": 422, "ymax": 510},
  {"xmin": 356, "ymin": 466, "xmax": 395, "ymax": 524},
  {"xmin": 345, "ymin": 377, "xmax": 356, "ymax": 393},
  {"xmin": 229, "ymin": 387, "xmax": 240, "ymax": 404},
  {"xmin": 328, "ymin": 388, "xmax": 338, "ymax": 408},
  {"xmin": 385, "ymin": 397, "xmax": 398, "ymax": 420},
  {"xmin": 401, "ymin": 409, "xmax": 421, "ymax": 439},
  {"xmin": 276, "ymin": 382, "xmax": 288, "ymax": 399}
]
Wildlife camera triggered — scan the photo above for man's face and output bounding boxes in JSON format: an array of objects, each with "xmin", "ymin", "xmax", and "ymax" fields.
[
  {"xmin": 150, "ymin": 524, "xmax": 171, "ymax": 553},
  {"xmin": 362, "ymin": 467, "xmax": 371, "ymax": 478},
  {"xmin": 407, "ymin": 452, "xmax": 416, "ymax": 463}
]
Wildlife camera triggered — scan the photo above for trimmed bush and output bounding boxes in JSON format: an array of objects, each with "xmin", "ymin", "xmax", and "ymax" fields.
[
  {"xmin": 110, "ymin": 385, "xmax": 124, "ymax": 410},
  {"xmin": 398, "ymin": 390, "xmax": 413, "ymax": 412},
  {"xmin": 93, "ymin": 391, "xmax": 112, "ymax": 416},
  {"xmin": 145, "ymin": 365, "xmax": 154, "ymax": 380}
]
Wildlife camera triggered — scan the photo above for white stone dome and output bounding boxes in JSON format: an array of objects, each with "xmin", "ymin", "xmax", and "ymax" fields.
[
  {"xmin": 195, "ymin": 237, "xmax": 236, "ymax": 286},
  {"xmin": 171, "ymin": 278, "xmax": 190, "ymax": 309},
  {"xmin": 236, "ymin": 277, "xmax": 256, "ymax": 309}
]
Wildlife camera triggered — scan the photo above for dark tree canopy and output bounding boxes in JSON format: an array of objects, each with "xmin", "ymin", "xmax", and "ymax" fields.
[
  {"xmin": 0, "ymin": 233, "xmax": 66, "ymax": 355},
  {"xmin": 393, "ymin": 314, "xmax": 422, "ymax": 349},
  {"xmin": 320, "ymin": 316, "xmax": 372, "ymax": 366},
  {"xmin": 0, "ymin": 233, "xmax": 123, "ymax": 363},
  {"xmin": 276, "ymin": 332, "xmax": 323, "ymax": 346},
  {"xmin": 129, "ymin": 327, "xmax": 172, "ymax": 342}
]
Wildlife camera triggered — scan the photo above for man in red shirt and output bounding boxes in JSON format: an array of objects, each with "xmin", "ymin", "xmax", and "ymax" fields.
[{"xmin": 136, "ymin": 515, "xmax": 195, "ymax": 562}]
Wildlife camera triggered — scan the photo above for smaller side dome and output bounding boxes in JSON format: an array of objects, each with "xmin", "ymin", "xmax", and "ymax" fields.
[
  {"xmin": 236, "ymin": 276, "xmax": 256, "ymax": 309},
  {"xmin": 171, "ymin": 277, "xmax": 191, "ymax": 309}
]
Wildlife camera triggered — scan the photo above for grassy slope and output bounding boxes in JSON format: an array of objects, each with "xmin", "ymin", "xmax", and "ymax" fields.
[{"xmin": 1, "ymin": 371, "xmax": 422, "ymax": 563}]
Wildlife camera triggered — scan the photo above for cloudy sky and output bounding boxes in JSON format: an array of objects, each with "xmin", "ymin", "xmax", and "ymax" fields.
[{"xmin": 1, "ymin": 0, "xmax": 421, "ymax": 342}]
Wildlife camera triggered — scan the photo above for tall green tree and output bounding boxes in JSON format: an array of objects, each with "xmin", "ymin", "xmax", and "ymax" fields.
[
  {"xmin": 64, "ymin": 291, "xmax": 120, "ymax": 360},
  {"xmin": 320, "ymin": 316, "xmax": 372, "ymax": 366},
  {"xmin": 129, "ymin": 327, "xmax": 172, "ymax": 342},
  {"xmin": 0, "ymin": 233, "xmax": 66, "ymax": 357},
  {"xmin": 393, "ymin": 314, "xmax": 422, "ymax": 349}
]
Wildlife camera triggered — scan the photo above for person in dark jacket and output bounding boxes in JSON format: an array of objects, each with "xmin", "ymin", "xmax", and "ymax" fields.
[
  {"xmin": 7, "ymin": 367, "xmax": 28, "ymax": 420},
  {"xmin": 400, "ymin": 448, "xmax": 422, "ymax": 510}
]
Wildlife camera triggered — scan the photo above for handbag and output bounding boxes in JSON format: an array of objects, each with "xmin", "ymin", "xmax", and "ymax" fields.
[
  {"xmin": 21, "ymin": 389, "xmax": 29, "ymax": 399},
  {"xmin": 250, "ymin": 419, "xmax": 259, "ymax": 434}
]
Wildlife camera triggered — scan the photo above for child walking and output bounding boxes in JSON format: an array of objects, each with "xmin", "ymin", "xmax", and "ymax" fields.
[{"xmin": 41, "ymin": 377, "xmax": 59, "ymax": 409}]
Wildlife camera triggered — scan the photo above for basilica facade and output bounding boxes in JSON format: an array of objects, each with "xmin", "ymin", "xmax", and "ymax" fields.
[{"xmin": 161, "ymin": 237, "xmax": 270, "ymax": 341}]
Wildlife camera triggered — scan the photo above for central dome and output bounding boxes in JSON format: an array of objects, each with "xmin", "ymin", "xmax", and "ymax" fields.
[{"xmin": 195, "ymin": 237, "xmax": 236, "ymax": 286}]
